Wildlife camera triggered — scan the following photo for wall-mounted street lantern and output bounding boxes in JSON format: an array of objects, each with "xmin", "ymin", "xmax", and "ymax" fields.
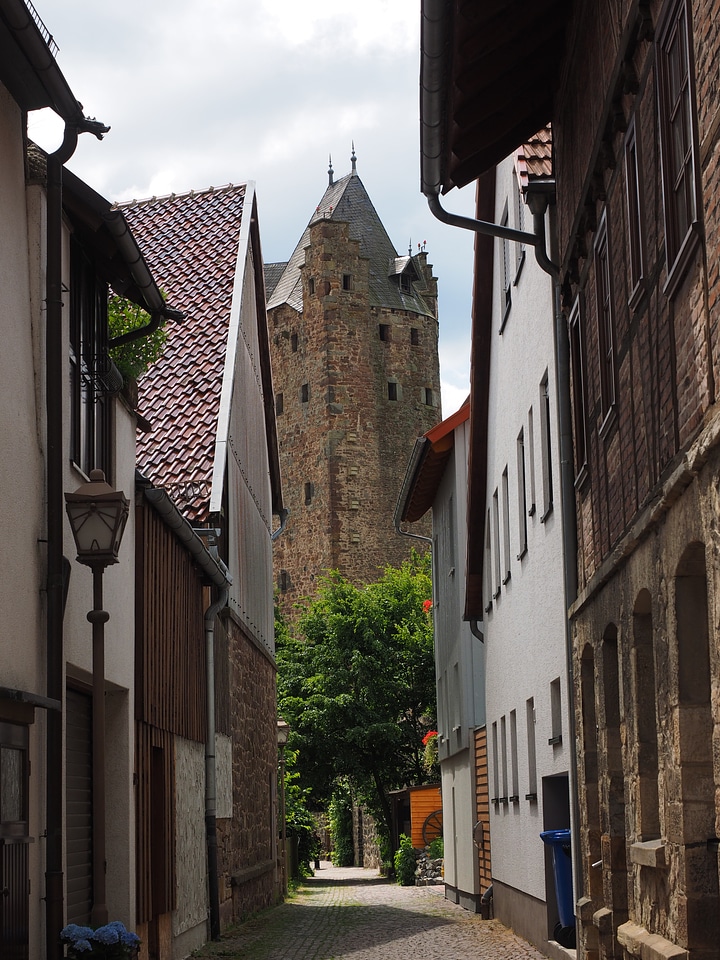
[
  {"xmin": 277, "ymin": 718, "xmax": 290, "ymax": 896},
  {"xmin": 65, "ymin": 469, "xmax": 129, "ymax": 926}
]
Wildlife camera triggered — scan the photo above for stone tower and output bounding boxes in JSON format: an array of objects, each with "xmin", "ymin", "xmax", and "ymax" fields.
[{"xmin": 266, "ymin": 152, "xmax": 440, "ymax": 611}]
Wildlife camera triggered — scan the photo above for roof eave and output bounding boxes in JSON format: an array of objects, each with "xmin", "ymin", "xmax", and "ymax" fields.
[{"xmin": 0, "ymin": 0, "xmax": 88, "ymax": 122}]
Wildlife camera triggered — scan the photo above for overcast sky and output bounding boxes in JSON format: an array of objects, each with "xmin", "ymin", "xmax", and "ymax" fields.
[{"xmin": 30, "ymin": 0, "xmax": 477, "ymax": 415}]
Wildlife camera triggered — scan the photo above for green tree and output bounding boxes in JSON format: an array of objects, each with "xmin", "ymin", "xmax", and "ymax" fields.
[
  {"xmin": 276, "ymin": 551, "xmax": 436, "ymax": 852},
  {"xmin": 108, "ymin": 294, "xmax": 168, "ymax": 382}
]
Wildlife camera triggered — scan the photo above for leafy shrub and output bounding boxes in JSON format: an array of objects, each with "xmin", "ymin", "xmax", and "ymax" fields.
[
  {"xmin": 427, "ymin": 836, "xmax": 444, "ymax": 859},
  {"xmin": 393, "ymin": 833, "xmax": 417, "ymax": 886},
  {"xmin": 328, "ymin": 784, "xmax": 354, "ymax": 866}
]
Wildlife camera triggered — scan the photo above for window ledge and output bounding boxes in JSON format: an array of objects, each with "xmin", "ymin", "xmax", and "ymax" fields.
[
  {"xmin": 574, "ymin": 462, "xmax": 590, "ymax": 492},
  {"xmin": 599, "ymin": 405, "xmax": 617, "ymax": 440},
  {"xmin": 548, "ymin": 735, "xmax": 563, "ymax": 746},
  {"xmin": 663, "ymin": 222, "xmax": 702, "ymax": 301},
  {"xmin": 629, "ymin": 839, "xmax": 666, "ymax": 869},
  {"xmin": 540, "ymin": 504, "xmax": 553, "ymax": 523}
]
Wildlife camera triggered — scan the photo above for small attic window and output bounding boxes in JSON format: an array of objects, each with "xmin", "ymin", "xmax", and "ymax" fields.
[
  {"xmin": 342, "ymin": 274, "xmax": 353, "ymax": 291},
  {"xmin": 399, "ymin": 273, "xmax": 412, "ymax": 293}
]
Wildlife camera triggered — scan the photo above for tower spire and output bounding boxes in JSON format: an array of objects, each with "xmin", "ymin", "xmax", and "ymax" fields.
[
  {"xmin": 351, "ymin": 141, "xmax": 357, "ymax": 176},
  {"xmin": 328, "ymin": 154, "xmax": 334, "ymax": 186}
]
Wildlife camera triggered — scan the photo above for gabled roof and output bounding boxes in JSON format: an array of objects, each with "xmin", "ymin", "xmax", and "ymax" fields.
[
  {"xmin": 420, "ymin": 0, "xmax": 570, "ymax": 195},
  {"xmin": 122, "ymin": 183, "xmax": 282, "ymax": 523},
  {"xmin": 396, "ymin": 401, "xmax": 470, "ymax": 524},
  {"xmin": 267, "ymin": 168, "xmax": 434, "ymax": 318}
]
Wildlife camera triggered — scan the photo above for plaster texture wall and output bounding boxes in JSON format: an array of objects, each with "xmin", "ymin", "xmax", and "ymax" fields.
[
  {"xmin": 431, "ymin": 417, "xmax": 485, "ymax": 908},
  {"xmin": 482, "ymin": 154, "xmax": 573, "ymax": 932},
  {"xmin": 172, "ymin": 737, "xmax": 208, "ymax": 944}
]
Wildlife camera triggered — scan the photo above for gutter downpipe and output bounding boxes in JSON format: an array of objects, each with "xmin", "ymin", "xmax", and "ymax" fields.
[
  {"xmin": 204, "ymin": 581, "xmax": 228, "ymax": 941},
  {"xmin": 191, "ymin": 526, "xmax": 231, "ymax": 943},
  {"xmin": 45, "ymin": 117, "xmax": 106, "ymax": 959},
  {"xmin": 45, "ymin": 123, "xmax": 78, "ymax": 960}
]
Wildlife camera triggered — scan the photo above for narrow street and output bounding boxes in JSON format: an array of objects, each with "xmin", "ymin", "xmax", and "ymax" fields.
[{"xmin": 192, "ymin": 863, "xmax": 550, "ymax": 960}]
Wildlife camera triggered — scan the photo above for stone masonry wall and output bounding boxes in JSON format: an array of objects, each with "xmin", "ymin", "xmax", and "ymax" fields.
[
  {"xmin": 554, "ymin": 3, "xmax": 720, "ymax": 958},
  {"xmin": 216, "ymin": 615, "xmax": 278, "ymax": 924},
  {"xmin": 270, "ymin": 219, "xmax": 437, "ymax": 614}
]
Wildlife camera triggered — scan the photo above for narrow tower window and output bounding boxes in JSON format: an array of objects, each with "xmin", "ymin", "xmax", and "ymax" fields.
[
  {"xmin": 387, "ymin": 381, "xmax": 398, "ymax": 401},
  {"xmin": 301, "ymin": 383, "xmax": 309, "ymax": 403},
  {"xmin": 410, "ymin": 328, "xmax": 419, "ymax": 345}
]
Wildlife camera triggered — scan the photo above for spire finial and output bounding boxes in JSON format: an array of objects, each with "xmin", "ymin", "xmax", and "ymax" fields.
[
  {"xmin": 351, "ymin": 141, "xmax": 357, "ymax": 175},
  {"xmin": 408, "ymin": 238, "xmax": 412, "ymax": 256},
  {"xmin": 328, "ymin": 154, "xmax": 334, "ymax": 186}
]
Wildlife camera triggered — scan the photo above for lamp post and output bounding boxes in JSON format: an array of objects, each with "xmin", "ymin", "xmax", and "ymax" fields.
[
  {"xmin": 276, "ymin": 719, "xmax": 290, "ymax": 896},
  {"xmin": 65, "ymin": 469, "xmax": 129, "ymax": 927}
]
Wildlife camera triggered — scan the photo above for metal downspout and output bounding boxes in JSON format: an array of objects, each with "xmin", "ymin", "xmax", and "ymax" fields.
[
  {"xmin": 203, "ymin": 571, "xmax": 229, "ymax": 941},
  {"xmin": 45, "ymin": 124, "xmax": 79, "ymax": 960},
  {"xmin": 549, "ymin": 255, "xmax": 583, "ymax": 910}
]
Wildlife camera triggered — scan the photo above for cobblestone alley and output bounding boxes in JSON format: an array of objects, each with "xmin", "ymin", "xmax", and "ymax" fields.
[{"xmin": 192, "ymin": 863, "xmax": 551, "ymax": 960}]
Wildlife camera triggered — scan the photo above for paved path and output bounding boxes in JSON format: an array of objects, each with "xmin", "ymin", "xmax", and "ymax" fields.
[{"xmin": 193, "ymin": 862, "xmax": 550, "ymax": 960}]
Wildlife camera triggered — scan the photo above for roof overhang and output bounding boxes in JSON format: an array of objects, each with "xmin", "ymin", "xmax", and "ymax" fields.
[
  {"xmin": 396, "ymin": 402, "xmax": 470, "ymax": 524},
  {"xmin": 0, "ymin": 0, "xmax": 84, "ymax": 120},
  {"xmin": 420, "ymin": 0, "xmax": 571, "ymax": 196}
]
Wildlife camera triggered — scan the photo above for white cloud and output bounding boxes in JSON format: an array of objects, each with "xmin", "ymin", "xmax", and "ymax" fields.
[{"xmin": 35, "ymin": 0, "xmax": 475, "ymax": 414}]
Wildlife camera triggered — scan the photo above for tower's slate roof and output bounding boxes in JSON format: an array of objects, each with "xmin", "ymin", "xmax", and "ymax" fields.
[
  {"xmin": 267, "ymin": 169, "xmax": 434, "ymax": 318},
  {"xmin": 121, "ymin": 183, "xmax": 247, "ymax": 520}
]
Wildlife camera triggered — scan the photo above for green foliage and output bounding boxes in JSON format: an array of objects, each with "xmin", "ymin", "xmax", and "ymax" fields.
[
  {"xmin": 427, "ymin": 836, "xmax": 444, "ymax": 859},
  {"xmin": 108, "ymin": 293, "xmax": 167, "ymax": 382},
  {"xmin": 276, "ymin": 551, "xmax": 436, "ymax": 852},
  {"xmin": 282, "ymin": 749, "xmax": 318, "ymax": 874},
  {"xmin": 327, "ymin": 784, "xmax": 354, "ymax": 866},
  {"xmin": 393, "ymin": 834, "xmax": 417, "ymax": 886}
]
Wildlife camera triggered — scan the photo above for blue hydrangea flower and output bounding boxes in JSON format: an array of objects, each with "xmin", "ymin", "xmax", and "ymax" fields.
[
  {"xmin": 71, "ymin": 939, "xmax": 93, "ymax": 953},
  {"xmin": 60, "ymin": 924, "xmax": 94, "ymax": 942},
  {"xmin": 121, "ymin": 930, "xmax": 141, "ymax": 946},
  {"xmin": 92, "ymin": 924, "xmax": 120, "ymax": 944}
]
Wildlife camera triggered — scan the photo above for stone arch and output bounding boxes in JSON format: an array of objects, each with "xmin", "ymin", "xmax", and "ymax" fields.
[
  {"xmin": 580, "ymin": 642, "xmax": 602, "ymax": 903},
  {"xmin": 600, "ymin": 625, "xmax": 628, "ymax": 926},
  {"xmin": 672, "ymin": 541, "xmax": 718, "ymax": 950},
  {"xmin": 632, "ymin": 589, "xmax": 660, "ymax": 840}
]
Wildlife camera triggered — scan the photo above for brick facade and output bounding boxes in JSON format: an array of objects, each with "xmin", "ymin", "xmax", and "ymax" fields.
[
  {"xmin": 269, "ymin": 177, "xmax": 438, "ymax": 611},
  {"xmin": 554, "ymin": 2, "xmax": 720, "ymax": 957}
]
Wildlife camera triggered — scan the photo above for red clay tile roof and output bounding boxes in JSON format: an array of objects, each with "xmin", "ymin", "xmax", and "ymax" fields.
[
  {"xmin": 120, "ymin": 183, "xmax": 247, "ymax": 522},
  {"xmin": 516, "ymin": 126, "xmax": 553, "ymax": 190}
]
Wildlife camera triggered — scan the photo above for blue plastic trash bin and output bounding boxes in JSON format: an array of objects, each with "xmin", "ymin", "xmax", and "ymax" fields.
[{"xmin": 540, "ymin": 828, "xmax": 574, "ymax": 928}]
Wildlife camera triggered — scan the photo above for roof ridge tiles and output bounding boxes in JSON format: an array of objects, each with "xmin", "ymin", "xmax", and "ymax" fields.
[{"xmin": 115, "ymin": 181, "xmax": 246, "ymax": 211}]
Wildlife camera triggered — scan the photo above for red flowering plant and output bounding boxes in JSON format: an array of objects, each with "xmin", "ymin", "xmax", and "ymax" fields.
[
  {"xmin": 422, "ymin": 729, "xmax": 439, "ymax": 776},
  {"xmin": 422, "ymin": 599, "xmax": 433, "ymax": 614}
]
